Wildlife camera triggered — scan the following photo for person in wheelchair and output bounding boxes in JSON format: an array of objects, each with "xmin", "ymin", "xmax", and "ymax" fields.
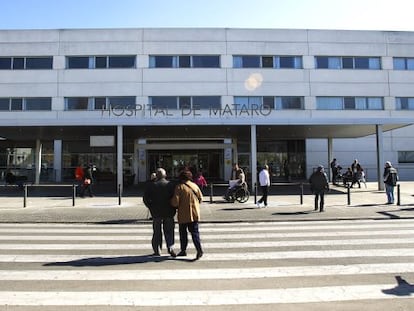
[{"xmin": 224, "ymin": 164, "xmax": 247, "ymax": 201}]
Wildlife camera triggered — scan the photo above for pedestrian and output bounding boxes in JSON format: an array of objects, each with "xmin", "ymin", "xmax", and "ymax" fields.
[
  {"xmin": 309, "ymin": 165, "xmax": 329, "ymax": 212},
  {"xmin": 79, "ymin": 163, "xmax": 94, "ymax": 198},
  {"xmin": 350, "ymin": 159, "xmax": 363, "ymax": 188},
  {"xmin": 330, "ymin": 158, "xmax": 338, "ymax": 185},
  {"xmin": 383, "ymin": 161, "xmax": 399, "ymax": 204},
  {"xmin": 74, "ymin": 164, "xmax": 84, "ymax": 196},
  {"xmin": 194, "ymin": 171, "xmax": 207, "ymax": 190},
  {"xmin": 171, "ymin": 169, "xmax": 204, "ymax": 260},
  {"xmin": 257, "ymin": 164, "xmax": 270, "ymax": 208},
  {"xmin": 143, "ymin": 168, "xmax": 177, "ymax": 257}
]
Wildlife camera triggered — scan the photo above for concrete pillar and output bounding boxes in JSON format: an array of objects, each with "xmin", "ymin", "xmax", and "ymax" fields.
[
  {"xmin": 376, "ymin": 125, "xmax": 384, "ymax": 191},
  {"xmin": 250, "ymin": 125, "xmax": 257, "ymax": 190},
  {"xmin": 117, "ymin": 125, "xmax": 123, "ymax": 193},
  {"xmin": 328, "ymin": 137, "xmax": 333, "ymax": 181},
  {"xmin": 35, "ymin": 139, "xmax": 42, "ymax": 185},
  {"xmin": 53, "ymin": 140, "xmax": 62, "ymax": 182}
]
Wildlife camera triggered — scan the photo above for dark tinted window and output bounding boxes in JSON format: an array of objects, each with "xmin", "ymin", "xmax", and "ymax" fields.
[
  {"xmin": 242, "ymin": 56, "xmax": 260, "ymax": 68},
  {"xmin": 26, "ymin": 57, "xmax": 53, "ymax": 69},
  {"xmin": 354, "ymin": 57, "xmax": 369, "ymax": 69},
  {"xmin": 0, "ymin": 98, "xmax": 9, "ymax": 110},
  {"xmin": 150, "ymin": 96, "xmax": 177, "ymax": 109},
  {"xmin": 154, "ymin": 56, "xmax": 174, "ymax": 68},
  {"xmin": 25, "ymin": 98, "xmax": 51, "ymax": 110},
  {"xmin": 342, "ymin": 57, "xmax": 353, "ymax": 69},
  {"xmin": 263, "ymin": 97, "xmax": 275, "ymax": 109},
  {"xmin": 13, "ymin": 58, "xmax": 24, "ymax": 69},
  {"xmin": 315, "ymin": 57, "xmax": 329, "ymax": 68},
  {"xmin": 108, "ymin": 56, "xmax": 135, "ymax": 68},
  {"xmin": 179, "ymin": 56, "xmax": 191, "ymax": 68},
  {"xmin": 95, "ymin": 57, "xmax": 107, "ymax": 68},
  {"xmin": 192, "ymin": 56, "xmax": 220, "ymax": 68},
  {"xmin": 262, "ymin": 57, "xmax": 274, "ymax": 68},
  {"xmin": 67, "ymin": 57, "xmax": 89, "ymax": 68},
  {"xmin": 279, "ymin": 57, "xmax": 295, "ymax": 68},
  {"xmin": 192, "ymin": 96, "xmax": 221, "ymax": 109},
  {"xmin": 108, "ymin": 97, "xmax": 136, "ymax": 109},
  {"xmin": 179, "ymin": 97, "xmax": 191, "ymax": 109},
  {"xmin": 0, "ymin": 58, "xmax": 11, "ymax": 69},
  {"xmin": 94, "ymin": 97, "xmax": 107, "ymax": 110},
  {"xmin": 67, "ymin": 97, "xmax": 88, "ymax": 110},
  {"xmin": 11, "ymin": 98, "xmax": 23, "ymax": 110}
]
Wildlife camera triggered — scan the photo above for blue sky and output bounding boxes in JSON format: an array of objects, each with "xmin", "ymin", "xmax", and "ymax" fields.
[{"xmin": 0, "ymin": 0, "xmax": 413, "ymax": 31}]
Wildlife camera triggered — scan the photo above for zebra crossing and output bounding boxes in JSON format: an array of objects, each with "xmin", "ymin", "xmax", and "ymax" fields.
[{"xmin": 0, "ymin": 219, "xmax": 413, "ymax": 309}]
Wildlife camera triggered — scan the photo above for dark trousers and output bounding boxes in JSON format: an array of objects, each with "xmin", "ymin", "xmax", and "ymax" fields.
[
  {"xmin": 257, "ymin": 186, "xmax": 269, "ymax": 206},
  {"xmin": 152, "ymin": 217, "xmax": 175, "ymax": 253},
  {"xmin": 179, "ymin": 222, "xmax": 202, "ymax": 253},
  {"xmin": 314, "ymin": 191, "xmax": 325, "ymax": 211}
]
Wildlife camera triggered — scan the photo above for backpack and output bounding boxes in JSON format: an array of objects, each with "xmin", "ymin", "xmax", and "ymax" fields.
[{"xmin": 390, "ymin": 172, "xmax": 398, "ymax": 186}]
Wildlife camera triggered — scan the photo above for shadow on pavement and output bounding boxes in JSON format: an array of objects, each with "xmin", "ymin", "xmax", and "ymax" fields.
[{"xmin": 382, "ymin": 276, "xmax": 414, "ymax": 296}]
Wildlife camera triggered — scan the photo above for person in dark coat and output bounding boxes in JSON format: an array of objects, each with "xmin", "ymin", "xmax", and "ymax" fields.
[
  {"xmin": 309, "ymin": 165, "xmax": 329, "ymax": 212},
  {"xmin": 383, "ymin": 161, "xmax": 398, "ymax": 204},
  {"xmin": 143, "ymin": 167, "xmax": 177, "ymax": 257},
  {"xmin": 79, "ymin": 164, "xmax": 94, "ymax": 197}
]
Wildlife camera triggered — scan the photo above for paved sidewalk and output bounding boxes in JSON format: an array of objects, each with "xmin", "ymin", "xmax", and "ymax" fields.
[{"xmin": 0, "ymin": 182, "xmax": 413, "ymax": 223}]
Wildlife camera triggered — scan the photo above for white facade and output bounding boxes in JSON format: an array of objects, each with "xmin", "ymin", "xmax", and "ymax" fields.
[{"xmin": 1, "ymin": 28, "xmax": 414, "ymax": 189}]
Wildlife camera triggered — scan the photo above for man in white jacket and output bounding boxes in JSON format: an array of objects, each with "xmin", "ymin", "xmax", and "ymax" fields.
[{"xmin": 257, "ymin": 165, "xmax": 270, "ymax": 208}]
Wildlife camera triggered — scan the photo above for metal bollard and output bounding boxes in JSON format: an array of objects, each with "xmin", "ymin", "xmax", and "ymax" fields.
[
  {"xmin": 300, "ymin": 183, "xmax": 304, "ymax": 205},
  {"xmin": 209, "ymin": 183, "xmax": 213, "ymax": 204},
  {"xmin": 347, "ymin": 184, "xmax": 351, "ymax": 205},
  {"xmin": 118, "ymin": 184, "xmax": 122, "ymax": 206},
  {"xmin": 72, "ymin": 184, "xmax": 76, "ymax": 206},
  {"xmin": 23, "ymin": 184, "xmax": 28, "ymax": 208},
  {"xmin": 397, "ymin": 184, "xmax": 401, "ymax": 206}
]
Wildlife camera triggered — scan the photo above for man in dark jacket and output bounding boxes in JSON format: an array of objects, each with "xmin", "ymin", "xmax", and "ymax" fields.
[
  {"xmin": 383, "ymin": 161, "xmax": 398, "ymax": 204},
  {"xmin": 143, "ymin": 168, "xmax": 176, "ymax": 257},
  {"xmin": 309, "ymin": 165, "xmax": 329, "ymax": 212}
]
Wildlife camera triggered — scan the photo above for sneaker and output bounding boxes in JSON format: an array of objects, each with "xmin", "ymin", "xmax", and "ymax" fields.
[
  {"xmin": 168, "ymin": 248, "xmax": 177, "ymax": 258},
  {"xmin": 177, "ymin": 250, "xmax": 187, "ymax": 257},
  {"xmin": 256, "ymin": 202, "xmax": 262, "ymax": 208}
]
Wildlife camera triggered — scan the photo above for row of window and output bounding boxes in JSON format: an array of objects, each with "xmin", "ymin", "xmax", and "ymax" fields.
[
  {"xmin": 2, "ymin": 55, "xmax": 414, "ymax": 70},
  {"xmin": 2, "ymin": 96, "xmax": 414, "ymax": 111}
]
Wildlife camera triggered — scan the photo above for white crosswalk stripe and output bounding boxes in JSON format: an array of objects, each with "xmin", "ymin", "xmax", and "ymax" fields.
[{"xmin": 0, "ymin": 219, "xmax": 413, "ymax": 309}]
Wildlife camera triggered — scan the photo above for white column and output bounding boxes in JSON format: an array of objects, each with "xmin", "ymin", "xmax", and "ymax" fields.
[
  {"xmin": 250, "ymin": 125, "xmax": 257, "ymax": 190},
  {"xmin": 35, "ymin": 139, "xmax": 42, "ymax": 185},
  {"xmin": 53, "ymin": 140, "xmax": 62, "ymax": 182},
  {"xmin": 376, "ymin": 125, "xmax": 384, "ymax": 191},
  {"xmin": 117, "ymin": 125, "xmax": 123, "ymax": 193},
  {"xmin": 328, "ymin": 138, "xmax": 333, "ymax": 181}
]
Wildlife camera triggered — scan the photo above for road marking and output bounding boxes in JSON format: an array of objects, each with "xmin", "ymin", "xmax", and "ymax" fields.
[
  {"xmin": 1, "ymin": 263, "xmax": 413, "ymax": 280},
  {"xmin": 1, "ymin": 237, "xmax": 413, "ymax": 250},
  {"xmin": 0, "ymin": 284, "xmax": 411, "ymax": 306},
  {"xmin": 1, "ymin": 248, "xmax": 413, "ymax": 262}
]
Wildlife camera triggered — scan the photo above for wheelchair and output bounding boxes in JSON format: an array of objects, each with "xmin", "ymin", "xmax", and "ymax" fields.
[{"xmin": 224, "ymin": 182, "xmax": 250, "ymax": 203}]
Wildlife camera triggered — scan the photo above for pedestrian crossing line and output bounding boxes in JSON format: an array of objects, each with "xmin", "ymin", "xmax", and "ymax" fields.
[
  {"xmin": 0, "ymin": 221, "xmax": 414, "ymax": 233},
  {"xmin": 1, "ymin": 237, "xmax": 413, "ymax": 250},
  {"xmin": 1, "ymin": 229, "xmax": 413, "ymax": 241},
  {"xmin": 0, "ymin": 248, "xmax": 413, "ymax": 262},
  {"xmin": 0, "ymin": 284, "xmax": 411, "ymax": 306},
  {"xmin": 0, "ymin": 262, "xmax": 413, "ymax": 281}
]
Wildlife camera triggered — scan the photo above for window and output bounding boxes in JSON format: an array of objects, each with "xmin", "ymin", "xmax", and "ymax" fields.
[
  {"xmin": 150, "ymin": 96, "xmax": 178, "ymax": 109},
  {"xmin": 67, "ymin": 56, "xmax": 136, "ymax": 69},
  {"xmin": 150, "ymin": 96, "xmax": 221, "ymax": 110},
  {"xmin": 396, "ymin": 97, "xmax": 414, "ymax": 110},
  {"xmin": 0, "ymin": 98, "xmax": 50, "ymax": 111},
  {"xmin": 25, "ymin": 98, "xmax": 51, "ymax": 110},
  {"xmin": 233, "ymin": 56, "xmax": 302, "ymax": 68},
  {"xmin": 316, "ymin": 97, "xmax": 383, "ymax": 110},
  {"xmin": 393, "ymin": 57, "xmax": 414, "ymax": 70},
  {"xmin": 149, "ymin": 55, "xmax": 220, "ymax": 68},
  {"xmin": 315, "ymin": 56, "xmax": 381, "ymax": 69},
  {"xmin": 398, "ymin": 151, "xmax": 414, "ymax": 163},
  {"xmin": 0, "ymin": 57, "xmax": 52, "ymax": 70},
  {"xmin": 66, "ymin": 97, "xmax": 89, "ymax": 110},
  {"xmin": 276, "ymin": 97, "xmax": 304, "ymax": 109},
  {"xmin": 108, "ymin": 97, "xmax": 136, "ymax": 109}
]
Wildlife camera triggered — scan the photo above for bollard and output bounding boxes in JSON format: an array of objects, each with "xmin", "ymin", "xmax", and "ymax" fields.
[
  {"xmin": 23, "ymin": 184, "xmax": 28, "ymax": 208},
  {"xmin": 118, "ymin": 184, "xmax": 122, "ymax": 206},
  {"xmin": 209, "ymin": 183, "xmax": 213, "ymax": 204},
  {"xmin": 397, "ymin": 184, "xmax": 401, "ymax": 206},
  {"xmin": 300, "ymin": 183, "xmax": 304, "ymax": 205},
  {"xmin": 72, "ymin": 184, "xmax": 76, "ymax": 207},
  {"xmin": 347, "ymin": 184, "xmax": 351, "ymax": 205}
]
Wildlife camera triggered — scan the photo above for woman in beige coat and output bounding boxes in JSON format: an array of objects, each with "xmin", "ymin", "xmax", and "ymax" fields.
[{"xmin": 171, "ymin": 169, "xmax": 204, "ymax": 260}]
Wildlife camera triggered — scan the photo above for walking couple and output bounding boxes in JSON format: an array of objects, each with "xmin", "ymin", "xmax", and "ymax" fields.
[{"xmin": 143, "ymin": 168, "xmax": 204, "ymax": 260}]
